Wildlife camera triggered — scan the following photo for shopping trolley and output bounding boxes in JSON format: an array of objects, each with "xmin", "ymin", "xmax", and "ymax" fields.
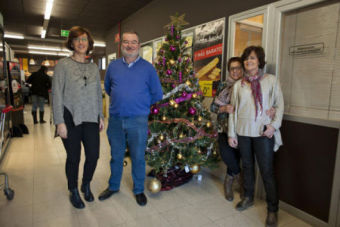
[{"xmin": 0, "ymin": 105, "xmax": 14, "ymax": 200}]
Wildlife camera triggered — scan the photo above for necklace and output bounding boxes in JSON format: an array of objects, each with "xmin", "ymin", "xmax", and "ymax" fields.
[{"xmin": 71, "ymin": 57, "xmax": 88, "ymax": 87}]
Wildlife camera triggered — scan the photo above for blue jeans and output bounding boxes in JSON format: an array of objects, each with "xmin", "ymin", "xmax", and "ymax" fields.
[
  {"xmin": 107, "ymin": 115, "xmax": 148, "ymax": 194},
  {"xmin": 31, "ymin": 95, "xmax": 45, "ymax": 111}
]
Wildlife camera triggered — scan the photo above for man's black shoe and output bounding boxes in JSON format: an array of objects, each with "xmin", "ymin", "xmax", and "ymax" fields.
[
  {"xmin": 98, "ymin": 188, "xmax": 119, "ymax": 201},
  {"xmin": 236, "ymin": 197, "xmax": 254, "ymax": 211},
  {"xmin": 81, "ymin": 183, "xmax": 94, "ymax": 202},
  {"xmin": 69, "ymin": 188, "xmax": 85, "ymax": 209},
  {"xmin": 135, "ymin": 193, "xmax": 147, "ymax": 206}
]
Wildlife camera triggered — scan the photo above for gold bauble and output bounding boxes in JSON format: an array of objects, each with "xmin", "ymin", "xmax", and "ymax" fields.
[
  {"xmin": 192, "ymin": 93, "xmax": 198, "ymax": 98},
  {"xmin": 185, "ymin": 80, "xmax": 191, "ymax": 86},
  {"xmin": 213, "ymin": 151, "xmax": 217, "ymax": 156},
  {"xmin": 197, "ymin": 149, "xmax": 202, "ymax": 154},
  {"xmin": 169, "ymin": 100, "xmax": 176, "ymax": 106},
  {"xmin": 162, "ymin": 115, "xmax": 167, "ymax": 121},
  {"xmin": 198, "ymin": 116, "xmax": 202, "ymax": 122},
  {"xmin": 174, "ymin": 103, "xmax": 179, "ymax": 108},
  {"xmin": 169, "ymin": 59, "xmax": 175, "ymax": 65},
  {"xmin": 159, "ymin": 135, "xmax": 164, "ymax": 141},
  {"xmin": 190, "ymin": 164, "xmax": 200, "ymax": 174},
  {"xmin": 148, "ymin": 178, "xmax": 161, "ymax": 193},
  {"xmin": 179, "ymin": 133, "xmax": 184, "ymax": 138},
  {"xmin": 177, "ymin": 153, "xmax": 183, "ymax": 160},
  {"xmin": 206, "ymin": 121, "xmax": 212, "ymax": 128}
]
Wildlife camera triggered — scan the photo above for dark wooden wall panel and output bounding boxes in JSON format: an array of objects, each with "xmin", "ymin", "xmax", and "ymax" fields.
[{"xmin": 275, "ymin": 120, "xmax": 339, "ymax": 222}]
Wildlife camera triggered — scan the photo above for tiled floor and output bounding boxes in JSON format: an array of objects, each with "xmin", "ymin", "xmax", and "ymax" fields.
[{"xmin": 0, "ymin": 106, "xmax": 312, "ymax": 227}]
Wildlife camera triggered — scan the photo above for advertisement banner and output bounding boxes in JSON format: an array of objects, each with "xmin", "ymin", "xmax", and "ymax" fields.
[{"xmin": 193, "ymin": 18, "xmax": 225, "ymax": 96}]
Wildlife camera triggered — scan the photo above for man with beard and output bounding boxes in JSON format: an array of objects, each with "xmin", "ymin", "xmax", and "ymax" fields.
[{"xmin": 99, "ymin": 31, "xmax": 163, "ymax": 206}]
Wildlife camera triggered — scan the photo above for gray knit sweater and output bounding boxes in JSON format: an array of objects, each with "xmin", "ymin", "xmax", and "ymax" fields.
[{"xmin": 52, "ymin": 57, "xmax": 103, "ymax": 126}]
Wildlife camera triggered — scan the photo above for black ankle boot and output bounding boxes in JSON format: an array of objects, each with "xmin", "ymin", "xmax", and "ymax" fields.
[
  {"xmin": 224, "ymin": 174, "xmax": 234, "ymax": 201},
  {"xmin": 236, "ymin": 197, "xmax": 254, "ymax": 211},
  {"xmin": 32, "ymin": 111, "xmax": 38, "ymax": 124},
  {"xmin": 39, "ymin": 111, "xmax": 46, "ymax": 123},
  {"xmin": 81, "ymin": 183, "xmax": 94, "ymax": 202},
  {"xmin": 69, "ymin": 188, "xmax": 85, "ymax": 209}
]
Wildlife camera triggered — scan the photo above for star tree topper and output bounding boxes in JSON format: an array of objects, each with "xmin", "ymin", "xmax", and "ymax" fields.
[{"xmin": 164, "ymin": 13, "xmax": 190, "ymax": 30}]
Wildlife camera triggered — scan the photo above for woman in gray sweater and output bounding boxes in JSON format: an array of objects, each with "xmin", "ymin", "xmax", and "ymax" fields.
[
  {"xmin": 228, "ymin": 46, "xmax": 283, "ymax": 227},
  {"xmin": 52, "ymin": 26, "xmax": 104, "ymax": 209}
]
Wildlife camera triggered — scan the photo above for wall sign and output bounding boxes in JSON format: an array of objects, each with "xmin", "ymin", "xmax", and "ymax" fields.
[{"xmin": 289, "ymin": 43, "xmax": 324, "ymax": 55}]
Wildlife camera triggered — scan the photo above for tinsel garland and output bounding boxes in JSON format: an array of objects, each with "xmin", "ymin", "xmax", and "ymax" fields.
[
  {"xmin": 158, "ymin": 91, "xmax": 202, "ymax": 107},
  {"xmin": 147, "ymin": 118, "xmax": 218, "ymax": 153}
]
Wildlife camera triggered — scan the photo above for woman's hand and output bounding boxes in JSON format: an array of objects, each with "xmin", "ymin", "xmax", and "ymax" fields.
[
  {"xmin": 266, "ymin": 107, "xmax": 276, "ymax": 119},
  {"xmin": 57, "ymin": 123, "xmax": 67, "ymax": 139},
  {"xmin": 263, "ymin": 124, "xmax": 275, "ymax": 138},
  {"xmin": 99, "ymin": 118, "xmax": 104, "ymax": 132},
  {"xmin": 228, "ymin": 137, "xmax": 238, "ymax": 148},
  {"xmin": 219, "ymin": 104, "xmax": 234, "ymax": 114}
]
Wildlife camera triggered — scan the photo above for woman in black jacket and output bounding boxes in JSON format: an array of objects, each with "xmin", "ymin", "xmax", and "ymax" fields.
[{"xmin": 27, "ymin": 65, "xmax": 51, "ymax": 124}]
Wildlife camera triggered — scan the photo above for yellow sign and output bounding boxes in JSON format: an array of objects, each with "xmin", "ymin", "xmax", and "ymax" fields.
[
  {"xmin": 184, "ymin": 35, "xmax": 193, "ymax": 48},
  {"xmin": 23, "ymin": 58, "xmax": 28, "ymax": 72},
  {"xmin": 199, "ymin": 80, "xmax": 213, "ymax": 97}
]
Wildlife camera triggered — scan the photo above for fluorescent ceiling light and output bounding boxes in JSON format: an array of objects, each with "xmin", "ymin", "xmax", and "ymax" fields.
[
  {"xmin": 58, "ymin": 52, "xmax": 70, "ymax": 56},
  {"xmin": 44, "ymin": 0, "xmax": 54, "ymax": 20},
  {"xmin": 29, "ymin": 50, "xmax": 57, "ymax": 56},
  {"xmin": 29, "ymin": 50, "xmax": 70, "ymax": 56},
  {"xmin": 4, "ymin": 33, "xmax": 24, "ymax": 39},
  {"xmin": 41, "ymin": 29, "xmax": 46, "ymax": 38},
  {"xmin": 94, "ymin": 42, "xmax": 106, "ymax": 47},
  {"xmin": 28, "ymin": 45, "xmax": 61, "ymax": 51}
]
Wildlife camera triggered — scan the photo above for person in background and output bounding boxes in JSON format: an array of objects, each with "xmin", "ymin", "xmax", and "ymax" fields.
[
  {"xmin": 228, "ymin": 46, "xmax": 283, "ymax": 227},
  {"xmin": 52, "ymin": 26, "xmax": 104, "ymax": 209},
  {"xmin": 27, "ymin": 65, "xmax": 51, "ymax": 124},
  {"xmin": 99, "ymin": 31, "xmax": 163, "ymax": 206}
]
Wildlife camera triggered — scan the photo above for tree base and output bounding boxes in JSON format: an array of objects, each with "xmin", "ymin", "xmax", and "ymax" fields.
[{"xmin": 149, "ymin": 167, "xmax": 193, "ymax": 191}]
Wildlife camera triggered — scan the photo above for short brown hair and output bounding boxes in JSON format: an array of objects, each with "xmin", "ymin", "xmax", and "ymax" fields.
[
  {"xmin": 66, "ymin": 26, "xmax": 94, "ymax": 55},
  {"xmin": 241, "ymin": 46, "xmax": 266, "ymax": 69}
]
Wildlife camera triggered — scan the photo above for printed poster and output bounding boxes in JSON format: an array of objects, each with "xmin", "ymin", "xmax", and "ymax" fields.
[{"xmin": 193, "ymin": 18, "xmax": 225, "ymax": 96}]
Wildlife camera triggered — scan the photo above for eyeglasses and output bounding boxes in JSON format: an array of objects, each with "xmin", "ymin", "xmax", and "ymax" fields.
[
  {"xmin": 74, "ymin": 37, "xmax": 88, "ymax": 42},
  {"xmin": 122, "ymin": 40, "xmax": 139, "ymax": 45},
  {"xmin": 84, "ymin": 76, "xmax": 87, "ymax": 86},
  {"xmin": 230, "ymin": 66, "xmax": 242, "ymax": 72}
]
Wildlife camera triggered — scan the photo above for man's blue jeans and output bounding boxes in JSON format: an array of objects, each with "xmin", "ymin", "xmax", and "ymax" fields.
[
  {"xmin": 31, "ymin": 95, "xmax": 45, "ymax": 111},
  {"xmin": 107, "ymin": 115, "xmax": 148, "ymax": 194}
]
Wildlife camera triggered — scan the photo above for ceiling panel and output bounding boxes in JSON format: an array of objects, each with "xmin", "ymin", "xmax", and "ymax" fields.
[{"xmin": 0, "ymin": 0, "xmax": 153, "ymax": 57}]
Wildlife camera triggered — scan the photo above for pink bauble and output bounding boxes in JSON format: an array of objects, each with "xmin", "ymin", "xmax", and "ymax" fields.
[
  {"xmin": 166, "ymin": 70, "xmax": 172, "ymax": 75},
  {"xmin": 151, "ymin": 106, "xmax": 159, "ymax": 115},
  {"xmin": 188, "ymin": 107, "xmax": 196, "ymax": 115}
]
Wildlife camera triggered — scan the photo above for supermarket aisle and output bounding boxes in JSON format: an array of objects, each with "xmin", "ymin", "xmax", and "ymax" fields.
[{"xmin": 0, "ymin": 105, "xmax": 311, "ymax": 227}]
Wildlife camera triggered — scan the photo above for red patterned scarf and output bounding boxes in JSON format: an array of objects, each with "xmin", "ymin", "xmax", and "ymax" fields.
[{"xmin": 242, "ymin": 69, "xmax": 264, "ymax": 120}]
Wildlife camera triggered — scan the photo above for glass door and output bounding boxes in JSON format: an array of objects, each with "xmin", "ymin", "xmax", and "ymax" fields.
[{"xmin": 233, "ymin": 15, "xmax": 264, "ymax": 57}]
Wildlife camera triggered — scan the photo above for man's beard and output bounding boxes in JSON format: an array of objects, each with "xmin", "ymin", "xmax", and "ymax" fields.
[{"xmin": 121, "ymin": 46, "xmax": 139, "ymax": 58}]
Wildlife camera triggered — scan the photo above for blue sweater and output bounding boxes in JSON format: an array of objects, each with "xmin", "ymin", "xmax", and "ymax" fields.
[{"xmin": 104, "ymin": 57, "xmax": 163, "ymax": 117}]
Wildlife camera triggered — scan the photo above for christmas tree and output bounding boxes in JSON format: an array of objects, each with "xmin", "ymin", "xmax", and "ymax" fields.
[{"xmin": 146, "ymin": 14, "xmax": 219, "ymax": 191}]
